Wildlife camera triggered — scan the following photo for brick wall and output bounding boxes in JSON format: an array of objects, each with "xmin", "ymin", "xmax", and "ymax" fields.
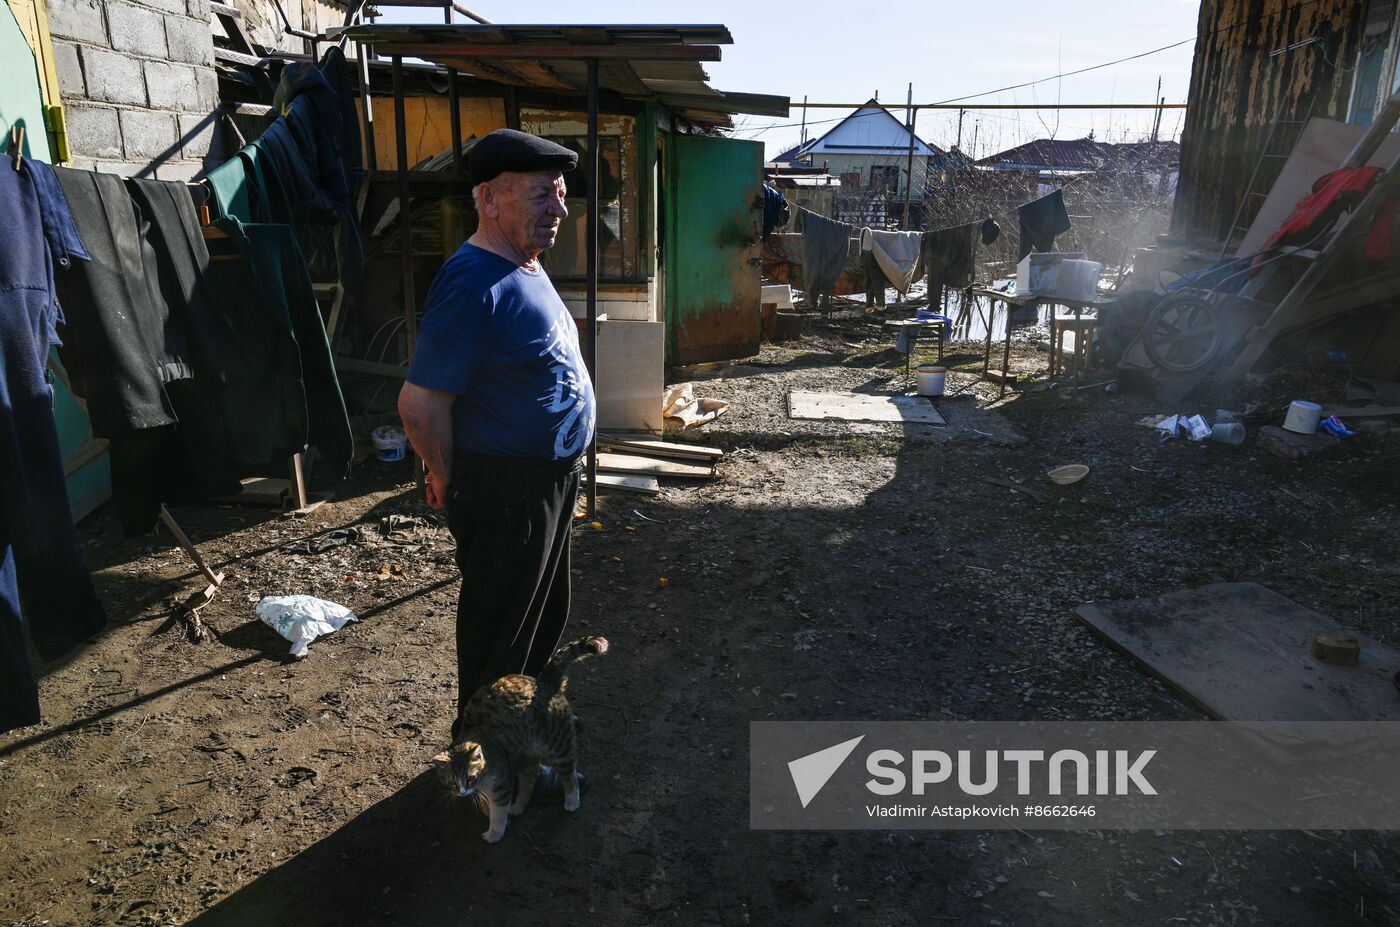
[{"xmin": 46, "ymin": 0, "xmax": 221, "ymax": 179}]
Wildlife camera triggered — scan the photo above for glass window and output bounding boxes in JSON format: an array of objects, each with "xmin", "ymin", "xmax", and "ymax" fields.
[{"xmin": 539, "ymin": 136, "xmax": 627, "ymax": 280}]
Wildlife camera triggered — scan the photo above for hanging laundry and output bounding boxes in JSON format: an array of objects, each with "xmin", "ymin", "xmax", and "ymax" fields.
[
  {"xmin": 981, "ymin": 216, "xmax": 1001, "ymax": 246},
  {"xmin": 1017, "ymin": 188, "xmax": 1072, "ymax": 260},
  {"xmin": 263, "ymin": 50, "xmax": 364, "ymax": 287},
  {"xmin": 794, "ymin": 206, "xmax": 853, "ymax": 303},
  {"xmin": 213, "ymin": 216, "xmax": 354, "ymax": 469},
  {"xmin": 924, "ymin": 222, "xmax": 979, "ymax": 291},
  {"xmin": 860, "ymin": 229, "xmax": 924, "ymax": 294},
  {"xmin": 0, "ymin": 158, "xmax": 106, "ymax": 734},
  {"xmin": 51, "ymin": 168, "xmax": 194, "ymax": 436},
  {"xmin": 861, "ymin": 248, "xmax": 889, "ymax": 306},
  {"xmin": 762, "ymin": 184, "xmax": 790, "ymax": 241}
]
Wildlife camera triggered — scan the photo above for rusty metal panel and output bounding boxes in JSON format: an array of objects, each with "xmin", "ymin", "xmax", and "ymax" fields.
[{"xmin": 666, "ymin": 133, "xmax": 763, "ymax": 365}]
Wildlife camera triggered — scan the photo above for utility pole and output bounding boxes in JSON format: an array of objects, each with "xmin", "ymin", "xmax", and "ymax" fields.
[
  {"xmin": 799, "ymin": 94, "xmax": 808, "ymax": 144},
  {"xmin": 902, "ymin": 82, "xmax": 916, "ymax": 230},
  {"xmin": 956, "ymin": 108, "xmax": 965, "ymax": 150},
  {"xmin": 1151, "ymin": 76, "xmax": 1162, "ymax": 141}
]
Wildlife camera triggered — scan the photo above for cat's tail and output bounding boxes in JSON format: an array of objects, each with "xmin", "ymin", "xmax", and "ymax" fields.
[{"xmin": 534, "ymin": 636, "xmax": 609, "ymax": 702}]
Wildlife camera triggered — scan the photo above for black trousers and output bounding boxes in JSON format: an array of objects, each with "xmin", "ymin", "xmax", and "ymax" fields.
[{"xmin": 446, "ymin": 454, "xmax": 579, "ymax": 720}]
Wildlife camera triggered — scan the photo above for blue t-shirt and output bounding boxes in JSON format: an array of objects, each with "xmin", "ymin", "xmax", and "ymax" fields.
[{"xmin": 407, "ymin": 243, "xmax": 596, "ymax": 461}]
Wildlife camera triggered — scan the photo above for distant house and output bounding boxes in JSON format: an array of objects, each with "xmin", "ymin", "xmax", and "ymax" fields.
[
  {"xmin": 977, "ymin": 137, "xmax": 1181, "ymax": 197},
  {"xmin": 771, "ymin": 99, "xmax": 952, "ymax": 227}
]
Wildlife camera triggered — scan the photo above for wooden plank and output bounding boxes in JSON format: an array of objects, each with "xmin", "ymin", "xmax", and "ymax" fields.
[
  {"xmin": 1073, "ymin": 583, "xmax": 1400, "ymax": 721},
  {"xmin": 581, "ymin": 472, "xmax": 659, "ymax": 494},
  {"xmin": 597, "ymin": 452, "xmax": 712, "ymax": 479},
  {"xmin": 217, "ymin": 477, "xmax": 290, "ymax": 506},
  {"xmin": 598, "ymin": 434, "xmax": 722, "ymax": 460},
  {"xmin": 379, "ymin": 43, "xmax": 723, "ymax": 61},
  {"xmin": 787, "ymin": 390, "xmax": 945, "ymax": 425}
]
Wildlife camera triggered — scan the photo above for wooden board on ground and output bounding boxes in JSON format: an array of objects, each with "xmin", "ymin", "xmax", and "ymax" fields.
[
  {"xmin": 1073, "ymin": 582, "xmax": 1400, "ymax": 721},
  {"xmin": 581, "ymin": 472, "xmax": 660, "ymax": 494},
  {"xmin": 788, "ymin": 391, "xmax": 946, "ymax": 425},
  {"xmin": 218, "ymin": 477, "xmax": 290, "ymax": 507},
  {"xmin": 598, "ymin": 434, "xmax": 723, "ymax": 461},
  {"xmin": 596, "ymin": 452, "xmax": 712, "ymax": 479}
]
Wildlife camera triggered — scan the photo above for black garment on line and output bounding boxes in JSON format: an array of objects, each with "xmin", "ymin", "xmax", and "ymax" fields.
[
  {"xmin": 862, "ymin": 249, "xmax": 888, "ymax": 307},
  {"xmin": 51, "ymin": 168, "xmax": 194, "ymax": 437},
  {"xmin": 924, "ymin": 222, "xmax": 979, "ymax": 290},
  {"xmin": 1017, "ymin": 189, "xmax": 1072, "ymax": 260},
  {"xmin": 446, "ymin": 454, "xmax": 579, "ymax": 726},
  {"xmin": 55, "ymin": 171, "xmax": 239, "ymax": 533}
]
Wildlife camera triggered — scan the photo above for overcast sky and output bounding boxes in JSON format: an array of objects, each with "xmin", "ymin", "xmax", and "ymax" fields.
[{"xmin": 383, "ymin": 1, "xmax": 1204, "ymax": 158}]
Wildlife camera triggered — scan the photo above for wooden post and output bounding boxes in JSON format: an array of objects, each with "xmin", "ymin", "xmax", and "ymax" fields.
[
  {"xmin": 585, "ymin": 58, "xmax": 599, "ymax": 517},
  {"xmin": 392, "ymin": 56, "xmax": 424, "ymax": 495}
]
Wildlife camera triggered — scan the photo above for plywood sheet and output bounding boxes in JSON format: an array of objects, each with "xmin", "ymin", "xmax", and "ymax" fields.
[
  {"xmin": 1237, "ymin": 118, "xmax": 1400, "ymax": 258},
  {"xmin": 596, "ymin": 452, "xmax": 711, "ymax": 479},
  {"xmin": 583, "ymin": 472, "xmax": 659, "ymax": 495},
  {"xmin": 787, "ymin": 391, "xmax": 945, "ymax": 425},
  {"xmin": 1074, "ymin": 583, "xmax": 1400, "ymax": 721},
  {"xmin": 596, "ymin": 320, "xmax": 664, "ymax": 433}
]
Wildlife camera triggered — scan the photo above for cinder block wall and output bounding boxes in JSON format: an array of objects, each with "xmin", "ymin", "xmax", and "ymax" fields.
[{"xmin": 46, "ymin": 0, "xmax": 220, "ymax": 179}]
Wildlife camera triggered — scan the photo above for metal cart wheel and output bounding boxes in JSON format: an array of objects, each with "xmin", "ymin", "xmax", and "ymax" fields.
[{"xmin": 1141, "ymin": 293, "xmax": 1224, "ymax": 373}]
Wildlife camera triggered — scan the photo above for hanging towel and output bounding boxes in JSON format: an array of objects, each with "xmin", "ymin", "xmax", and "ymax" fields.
[
  {"xmin": 860, "ymin": 228, "xmax": 924, "ymax": 294},
  {"xmin": 1017, "ymin": 189, "xmax": 1071, "ymax": 260},
  {"xmin": 795, "ymin": 206, "xmax": 853, "ymax": 300}
]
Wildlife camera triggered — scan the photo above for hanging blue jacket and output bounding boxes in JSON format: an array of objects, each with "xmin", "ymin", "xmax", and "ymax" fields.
[{"xmin": 0, "ymin": 157, "xmax": 107, "ymax": 733}]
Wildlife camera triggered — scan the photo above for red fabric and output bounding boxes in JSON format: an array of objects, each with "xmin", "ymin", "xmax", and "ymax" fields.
[{"xmin": 1261, "ymin": 166, "xmax": 1391, "ymax": 261}]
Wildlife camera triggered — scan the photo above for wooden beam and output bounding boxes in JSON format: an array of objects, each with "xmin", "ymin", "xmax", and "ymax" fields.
[{"xmin": 377, "ymin": 43, "xmax": 723, "ymax": 61}]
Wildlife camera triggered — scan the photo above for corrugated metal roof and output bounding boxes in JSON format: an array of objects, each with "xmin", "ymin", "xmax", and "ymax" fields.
[{"xmin": 331, "ymin": 23, "xmax": 790, "ymax": 126}]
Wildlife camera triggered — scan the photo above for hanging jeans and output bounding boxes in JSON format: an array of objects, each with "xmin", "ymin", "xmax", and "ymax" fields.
[{"xmin": 0, "ymin": 160, "xmax": 107, "ymax": 733}]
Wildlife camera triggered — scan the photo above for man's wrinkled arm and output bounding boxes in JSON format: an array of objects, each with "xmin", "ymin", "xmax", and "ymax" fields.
[{"xmin": 398, "ymin": 381, "xmax": 456, "ymax": 508}]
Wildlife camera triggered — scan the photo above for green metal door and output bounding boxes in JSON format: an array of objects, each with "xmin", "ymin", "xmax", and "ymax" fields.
[
  {"xmin": 665, "ymin": 134, "xmax": 763, "ymax": 366},
  {"xmin": 2, "ymin": 1, "xmax": 110, "ymax": 521}
]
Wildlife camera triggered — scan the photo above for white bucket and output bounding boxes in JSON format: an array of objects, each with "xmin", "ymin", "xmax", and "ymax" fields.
[
  {"xmin": 371, "ymin": 425, "xmax": 408, "ymax": 461},
  {"xmin": 915, "ymin": 365, "xmax": 946, "ymax": 397},
  {"xmin": 1282, "ymin": 400, "xmax": 1323, "ymax": 435}
]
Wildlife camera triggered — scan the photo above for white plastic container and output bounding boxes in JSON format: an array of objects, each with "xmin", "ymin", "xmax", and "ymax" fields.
[
  {"xmin": 915, "ymin": 365, "xmax": 946, "ymax": 397},
  {"xmin": 1282, "ymin": 400, "xmax": 1323, "ymax": 435},
  {"xmin": 372, "ymin": 425, "xmax": 408, "ymax": 461}
]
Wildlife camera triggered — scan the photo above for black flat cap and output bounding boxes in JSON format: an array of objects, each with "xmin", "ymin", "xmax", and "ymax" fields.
[{"xmin": 469, "ymin": 128, "xmax": 578, "ymax": 186}]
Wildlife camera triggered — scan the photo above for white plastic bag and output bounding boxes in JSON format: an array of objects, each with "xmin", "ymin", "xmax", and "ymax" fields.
[{"xmin": 255, "ymin": 595, "xmax": 358, "ymax": 658}]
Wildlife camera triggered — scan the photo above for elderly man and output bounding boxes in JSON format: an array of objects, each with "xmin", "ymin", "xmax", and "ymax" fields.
[{"xmin": 398, "ymin": 129, "xmax": 596, "ymax": 739}]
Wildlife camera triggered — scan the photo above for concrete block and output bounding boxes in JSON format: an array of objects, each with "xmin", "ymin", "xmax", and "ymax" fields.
[
  {"xmin": 81, "ymin": 47, "xmax": 146, "ymax": 106},
  {"xmin": 53, "ymin": 41, "xmax": 85, "ymax": 98},
  {"xmin": 178, "ymin": 111, "xmax": 216, "ymax": 159},
  {"xmin": 64, "ymin": 104, "xmax": 123, "ymax": 160},
  {"xmin": 187, "ymin": 0, "xmax": 211, "ymax": 18},
  {"xmin": 193, "ymin": 66, "xmax": 219, "ymax": 112},
  {"xmin": 165, "ymin": 14, "xmax": 213, "ymax": 65},
  {"xmin": 45, "ymin": 0, "xmax": 105, "ymax": 44},
  {"xmin": 108, "ymin": 1, "xmax": 169, "ymax": 58},
  {"xmin": 142, "ymin": 0, "xmax": 188, "ymax": 14},
  {"xmin": 92, "ymin": 160, "xmax": 150, "ymax": 176},
  {"xmin": 154, "ymin": 160, "xmax": 202, "ymax": 182},
  {"xmin": 119, "ymin": 108, "xmax": 178, "ymax": 160},
  {"xmin": 143, "ymin": 60, "xmax": 197, "ymax": 111}
]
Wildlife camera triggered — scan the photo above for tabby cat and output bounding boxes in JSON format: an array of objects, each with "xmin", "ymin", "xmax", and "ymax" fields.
[{"xmin": 432, "ymin": 636, "xmax": 608, "ymax": 843}]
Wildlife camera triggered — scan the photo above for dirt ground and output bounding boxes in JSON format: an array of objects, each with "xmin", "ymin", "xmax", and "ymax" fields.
[{"xmin": 4, "ymin": 309, "xmax": 1400, "ymax": 927}]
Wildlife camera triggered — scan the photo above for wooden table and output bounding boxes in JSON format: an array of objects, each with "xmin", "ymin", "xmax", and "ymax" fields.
[{"xmin": 968, "ymin": 287, "xmax": 1107, "ymax": 398}]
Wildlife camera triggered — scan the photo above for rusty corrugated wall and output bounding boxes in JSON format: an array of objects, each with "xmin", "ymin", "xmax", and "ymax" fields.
[{"xmin": 1170, "ymin": 0, "xmax": 1366, "ymax": 243}]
